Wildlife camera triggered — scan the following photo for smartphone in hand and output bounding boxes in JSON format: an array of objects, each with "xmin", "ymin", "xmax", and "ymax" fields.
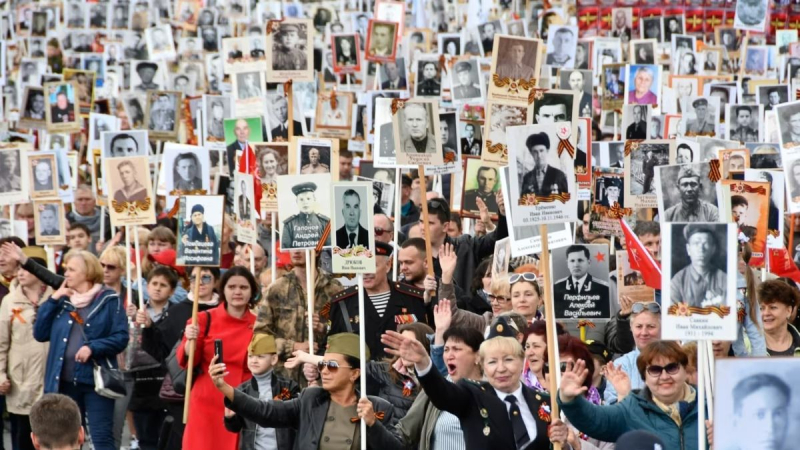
[{"xmin": 215, "ymin": 339, "xmax": 224, "ymax": 363}]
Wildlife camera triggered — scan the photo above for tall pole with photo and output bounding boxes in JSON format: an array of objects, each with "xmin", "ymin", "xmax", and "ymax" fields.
[
  {"xmin": 538, "ymin": 224, "xmax": 560, "ymax": 450},
  {"xmin": 418, "ymin": 166, "xmax": 435, "ymax": 295}
]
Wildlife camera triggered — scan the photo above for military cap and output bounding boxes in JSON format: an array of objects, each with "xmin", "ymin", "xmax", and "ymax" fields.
[
  {"xmin": 136, "ymin": 61, "xmax": 158, "ymax": 73},
  {"xmin": 326, "ymin": 332, "xmax": 369, "ymax": 361},
  {"xmin": 292, "ymin": 182, "xmax": 317, "ymax": 196},
  {"xmin": 279, "ymin": 23, "xmax": 300, "ymax": 34},
  {"xmin": 248, "ymin": 333, "xmax": 278, "ymax": 356},
  {"xmin": 486, "ymin": 315, "xmax": 519, "ymax": 339},
  {"xmin": 585, "ymin": 339, "xmax": 612, "ymax": 364},
  {"xmin": 677, "ymin": 165, "xmax": 701, "ymax": 181},
  {"xmin": 692, "ymin": 98, "xmax": 708, "ymax": 109},
  {"xmin": 525, "ymin": 132, "xmax": 550, "ymax": 151},
  {"xmin": 375, "ymin": 241, "xmax": 393, "ymax": 257},
  {"xmin": 604, "ymin": 177, "xmax": 622, "ymax": 189},
  {"xmin": 191, "ymin": 204, "xmax": 205, "ymax": 215},
  {"xmin": 683, "ymin": 223, "xmax": 718, "ymax": 244},
  {"xmin": 22, "ymin": 246, "xmax": 47, "ymax": 267},
  {"xmin": 455, "ymin": 62, "xmax": 472, "ymax": 73}
]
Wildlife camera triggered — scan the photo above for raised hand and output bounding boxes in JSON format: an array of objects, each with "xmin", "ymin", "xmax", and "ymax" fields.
[
  {"xmin": 209, "ymin": 354, "xmax": 229, "ymax": 389},
  {"xmin": 381, "ymin": 330, "xmax": 430, "ymax": 366},
  {"xmin": 558, "ymin": 358, "xmax": 589, "ymax": 403},
  {"xmin": 496, "ymin": 189, "xmax": 505, "ymax": 216},
  {"xmin": 619, "ymin": 295, "xmax": 635, "ymax": 317},
  {"xmin": 0, "ymin": 242, "xmax": 25, "ymax": 264},
  {"xmin": 439, "ymin": 243, "xmax": 457, "ymax": 283},
  {"xmin": 433, "ymin": 299, "xmax": 453, "ymax": 333},
  {"xmin": 605, "ymin": 362, "xmax": 631, "ymax": 401}
]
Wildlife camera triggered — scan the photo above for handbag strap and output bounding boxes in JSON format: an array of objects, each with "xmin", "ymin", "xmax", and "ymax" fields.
[{"xmin": 71, "ymin": 307, "xmax": 115, "ymax": 370}]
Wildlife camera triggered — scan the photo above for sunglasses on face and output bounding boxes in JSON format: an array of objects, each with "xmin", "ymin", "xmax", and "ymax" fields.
[
  {"xmin": 632, "ymin": 302, "xmax": 661, "ymax": 314},
  {"xmin": 374, "ymin": 227, "xmax": 390, "ymax": 237},
  {"xmin": 646, "ymin": 362, "xmax": 681, "ymax": 377},
  {"xmin": 487, "ymin": 294, "xmax": 511, "ymax": 303},
  {"xmin": 317, "ymin": 360, "xmax": 354, "ymax": 372},
  {"xmin": 189, "ymin": 274, "xmax": 213, "ymax": 285},
  {"xmin": 510, "ymin": 272, "xmax": 537, "ymax": 285},
  {"xmin": 101, "ymin": 263, "xmax": 118, "ymax": 271}
]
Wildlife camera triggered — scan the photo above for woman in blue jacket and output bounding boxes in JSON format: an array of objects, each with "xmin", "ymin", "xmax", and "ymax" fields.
[
  {"xmin": 33, "ymin": 250, "xmax": 129, "ymax": 450},
  {"xmin": 558, "ymin": 340, "xmax": 704, "ymax": 450}
]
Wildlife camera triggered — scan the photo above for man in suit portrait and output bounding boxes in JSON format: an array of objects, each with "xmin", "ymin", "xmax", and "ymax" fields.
[
  {"xmin": 567, "ymin": 70, "xmax": 592, "ymax": 117},
  {"xmin": 369, "ymin": 22, "xmax": 394, "ymax": 57},
  {"xmin": 460, "ymin": 123, "xmax": 482, "ymax": 156},
  {"xmin": 452, "ymin": 61, "xmax": 480, "ymax": 101},
  {"xmin": 381, "ymin": 61, "xmax": 406, "ymax": 89},
  {"xmin": 553, "ymin": 245, "xmax": 609, "ymax": 317},
  {"xmin": 610, "ymin": 143, "xmax": 625, "ymax": 168},
  {"xmin": 227, "ymin": 118, "xmax": 251, "ymax": 173},
  {"xmin": 336, "ymin": 188, "xmax": 369, "ymax": 249},
  {"xmin": 400, "ymin": 104, "xmax": 436, "ymax": 154},
  {"xmin": 39, "ymin": 204, "xmax": 60, "ymax": 236},
  {"xmin": 270, "ymin": 96, "xmax": 303, "ymax": 141},
  {"xmin": 520, "ymin": 132, "xmax": 568, "ymax": 196},
  {"xmin": 598, "ymin": 177, "xmax": 622, "ymax": 207},
  {"xmin": 238, "ymin": 179, "xmax": 252, "ymax": 220},
  {"xmin": 625, "ymin": 105, "xmax": 647, "ymax": 139},
  {"xmin": 174, "ymin": 152, "xmax": 203, "ymax": 191}
]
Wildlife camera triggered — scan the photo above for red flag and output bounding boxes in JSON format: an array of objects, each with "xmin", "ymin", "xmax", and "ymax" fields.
[
  {"xmin": 238, "ymin": 144, "xmax": 262, "ymax": 216},
  {"xmin": 619, "ymin": 219, "xmax": 661, "ymax": 290},
  {"xmin": 768, "ymin": 247, "xmax": 800, "ymax": 283}
]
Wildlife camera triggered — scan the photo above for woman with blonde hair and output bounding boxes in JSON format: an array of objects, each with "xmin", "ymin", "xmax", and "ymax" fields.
[{"xmin": 32, "ymin": 250, "xmax": 129, "ymax": 450}]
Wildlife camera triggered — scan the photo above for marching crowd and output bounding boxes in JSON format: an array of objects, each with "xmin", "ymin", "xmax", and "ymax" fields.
[{"xmin": 0, "ymin": 164, "xmax": 793, "ymax": 450}]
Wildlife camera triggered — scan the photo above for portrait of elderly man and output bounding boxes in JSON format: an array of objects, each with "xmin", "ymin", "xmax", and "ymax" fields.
[
  {"xmin": 399, "ymin": 103, "xmax": 436, "ymax": 154},
  {"xmin": 520, "ymin": 132, "xmax": 568, "ymax": 196},
  {"xmin": 566, "ymin": 70, "xmax": 592, "ymax": 117},
  {"xmin": 663, "ymin": 165, "xmax": 720, "ymax": 222},
  {"xmin": 730, "ymin": 106, "xmax": 758, "ymax": 142},
  {"xmin": 627, "ymin": 65, "xmax": 658, "ymax": 105},
  {"xmin": 336, "ymin": 188, "xmax": 369, "ymax": 249},
  {"xmin": 300, "ymin": 147, "xmax": 329, "ymax": 173},
  {"xmin": 272, "ymin": 23, "xmax": 307, "ymax": 70},
  {"xmin": 113, "ymin": 160, "xmax": 148, "ymax": 203},
  {"xmin": 488, "ymin": 105, "xmax": 526, "ymax": 146},
  {"xmin": 685, "ymin": 98, "xmax": 715, "ymax": 136},
  {"xmin": 173, "ymin": 152, "xmax": 203, "ymax": 191},
  {"xmin": 670, "ymin": 224, "xmax": 727, "ymax": 308},
  {"xmin": 545, "ymin": 26, "xmax": 575, "ymax": 68},
  {"xmin": 497, "ymin": 39, "xmax": 537, "ymax": 80}
]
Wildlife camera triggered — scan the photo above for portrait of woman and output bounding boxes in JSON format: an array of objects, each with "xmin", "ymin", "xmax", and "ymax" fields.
[
  {"xmin": 181, "ymin": 203, "xmax": 219, "ymax": 249},
  {"xmin": 256, "ymin": 146, "xmax": 286, "ymax": 185}
]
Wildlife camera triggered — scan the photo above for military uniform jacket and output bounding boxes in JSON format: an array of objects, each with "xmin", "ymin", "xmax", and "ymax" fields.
[
  {"xmin": 282, "ymin": 212, "xmax": 331, "ymax": 249},
  {"xmin": 416, "ymin": 79, "xmax": 441, "ymax": 96},
  {"xmin": 453, "ymin": 84, "xmax": 480, "ymax": 99},
  {"xmin": 416, "ymin": 366, "xmax": 552, "ymax": 450},
  {"xmin": 328, "ymin": 282, "xmax": 428, "ymax": 360},
  {"xmin": 553, "ymin": 274, "xmax": 610, "ymax": 319},
  {"xmin": 225, "ymin": 386, "xmax": 397, "ymax": 450}
]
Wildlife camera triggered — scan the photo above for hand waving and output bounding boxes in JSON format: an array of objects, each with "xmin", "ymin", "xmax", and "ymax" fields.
[
  {"xmin": 433, "ymin": 298, "xmax": 453, "ymax": 333},
  {"xmin": 558, "ymin": 358, "xmax": 589, "ymax": 403},
  {"xmin": 605, "ymin": 362, "xmax": 631, "ymax": 401},
  {"xmin": 439, "ymin": 243, "xmax": 457, "ymax": 283},
  {"xmin": 381, "ymin": 330, "xmax": 430, "ymax": 367}
]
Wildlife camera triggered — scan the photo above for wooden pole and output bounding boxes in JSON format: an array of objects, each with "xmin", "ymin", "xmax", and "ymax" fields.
[
  {"xmin": 306, "ymin": 249, "xmax": 316, "ymax": 352},
  {"xmin": 125, "ymin": 226, "xmax": 132, "ymax": 311},
  {"xmin": 357, "ymin": 273, "xmax": 367, "ymax": 450},
  {"xmin": 271, "ymin": 212, "xmax": 277, "ymax": 284},
  {"xmin": 183, "ymin": 269, "xmax": 202, "ymax": 423},
  {"xmin": 133, "ymin": 226, "xmax": 144, "ymax": 310},
  {"xmin": 392, "ymin": 169, "xmax": 401, "ymax": 282},
  {"xmin": 99, "ymin": 206, "xmax": 106, "ymax": 247},
  {"xmin": 698, "ymin": 342, "xmax": 707, "ymax": 450},
  {"xmin": 286, "ymin": 85, "xmax": 294, "ymax": 138},
  {"xmin": 418, "ymin": 166, "xmax": 435, "ymax": 295},
  {"xmin": 538, "ymin": 223, "xmax": 560, "ymax": 450}
]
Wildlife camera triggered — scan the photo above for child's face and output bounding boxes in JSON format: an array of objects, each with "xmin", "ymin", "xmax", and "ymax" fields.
[
  {"xmin": 147, "ymin": 275, "xmax": 174, "ymax": 303},
  {"xmin": 248, "ymin": 353, "xmax": 278, "ymax": 375}
]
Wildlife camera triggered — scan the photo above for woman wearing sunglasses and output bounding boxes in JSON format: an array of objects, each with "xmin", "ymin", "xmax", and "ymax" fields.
[
  {"xmin": 559, "ymin": 341, "xmax": 704, "ymax": 450},
  {"xmin": 603, "ymin": 301, "xmax": 661, "ymax": 404},
  {"xmin": 178, "ymin": 266, "xmax": 259, "ymax": 450},
  {"xmin": 210, "ymin": 332, "xmax": 397, "ymax": 449}
]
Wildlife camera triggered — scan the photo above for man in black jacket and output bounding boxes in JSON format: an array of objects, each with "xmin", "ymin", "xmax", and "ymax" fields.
[
  {"xmin": 224, "ymin": 334, "xmax": 300, "ymax": 450},
  {"xmin": 211, "ymin": 333, "xmax": 397, "ymax": 449}
]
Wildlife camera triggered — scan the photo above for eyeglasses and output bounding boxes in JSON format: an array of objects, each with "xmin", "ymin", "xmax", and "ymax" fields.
[
  {"xmin": 646, "ymin": 362, "xmax": 681, "ymax": 377},
  {"xmin": 632, "ymin": 302, "xmax": 661, "ymax": 314},
  {"xmin": 487, "ymin": 294, "xmax": 511, "ymax": 303},
  {"xmin": 510, "ymin": 273, "xmax": 537, "ymax": 285},
  {"xmin": 317, "ymin": 360, "xmax": 353, "ymax": 372},
  {"xmin": 189, "ymin": 275, "xmax": 213, "ymax": 285},
  {"xmin": 374, "ymin": 227, "xmax": 391, "ymax": 237},
  {"xmin": 100, "ymin": 263, "xmax": 118, "ymax": 271}
]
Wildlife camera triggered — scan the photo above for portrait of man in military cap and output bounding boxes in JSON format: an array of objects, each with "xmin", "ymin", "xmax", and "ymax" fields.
[
  {"xmin": 271, "ymin": 22, "xmax": 308, "ymax": 71},
  {"xmin": 657, "ymin": 163, "xmax": 720, "ymax": 223},
  {"xmin": 683, "ymin": 97, "xmax": 718, "ymax": 137},
  {"xmin": 451, "ymin": 60, "xmax": 482, "ymax": 103},
  {"xmin": 133, "ymin": 61, "xmax": 162, "ymax": 92},
  {"xmin": 596, "ymin": 176, "xmax": 623, "ymax": 207},
  {"xmin": 519, "ymin": 131, "xmax": 569, "ymax": 197},
  {"xmin": 278, "ymin": 174, "xmax": 332, "ymax": 250},
  {"xmin": 669, "ymin": 223, "xmax": 729, "ymax": 308}
]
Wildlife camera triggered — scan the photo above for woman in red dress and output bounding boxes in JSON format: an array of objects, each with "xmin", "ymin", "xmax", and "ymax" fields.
[{"xmin": 178, "ymin": 266, "xmax": 258, "ymax": 450}]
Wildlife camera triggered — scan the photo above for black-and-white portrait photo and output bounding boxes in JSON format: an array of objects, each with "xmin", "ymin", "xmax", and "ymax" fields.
[
  {"xmin": 395, "ymin": 102, "xmax": 437, "ymax": 155},
  {"xmin": 518, "ymin": 131, "xmax": 569, "ymax": 197},
  {"xmin": 631, "ymin": 39, "xmax": 656, "ymax": 64},
  {"xmin": 494, "ymin": 37, "xmax": 539, "ymax": 81},
  {"xmin": 379, "ymin": 59, "xmax": 407, "ymax": 90},
  {"xmin": 622, "ymin": 104, "xmax": 651, "ymax": 140},
  {"xmin": 332, "ymin": 34, "xmax": 359, "ymax": 72},
  {"xmin": 532, "ymin": 91, "xmax": 576, "ymax": 125},
  {"xmin": 662, "ymin": 16, "xmax": 684, "ymax": 44},
  {"xmin": 734, "ymin": 0, "xmax": 768, "ymax": 32},
  {"xmin": 552, "ymin": 244, "xmax": 611, "ymax": 319},
  {"xmin": 656, "ymin": 163, "xmax": 720, "ymax": 222},
  {"xmin": 0, "ymin": 150, "xmax": 23, "ymax": 194},
  {"xmin": 776, "ymin": 102, "xmax": 800, "ymax": 148},
  {"xmin": 627, "ymin": 142, "xmax": 669, "ymax": 208},
  {"xmin": 133, "ymin": 61, "xmax": 163, "ymax": 92},
  {"xmin": 22, "ymin": 87, "xmax": 46, "ymax": 122},
  {"xmin": 668, "ymin": 223, "xmax": 729, "ymax": 308},
  {"xmin": 331, "ymin": 182, "xmax": 375, "ymax": 273},
  {"xmin": 278, "ymin": 174, "xmax": 332, "ymax": 250},
  {"xmin": 641, "ymin": 17, "xmax": 662, "ymax": 42},
  {"xmin": 269, "ymin": 20, "xmax": 311, "ymax": 80},
  {"xmin": 235, "ymin": 72, "xmax": 263, "ymax": 99},
  {"xmin": 35, "ymin": 202, "xmax": 64, "ymax": 241},
  {"xmin": 299, "ymin": 142, "xmax": 332, "ymax": 174},
  {"xmin": 415, "ymin": 60, "xmax": 442, "ymax": 97},
  {"xmin": 594, "ymin": 174, "xmax": 624, "ymax": 208},
  {"xmin": 461, "ymin": 122, "xmax": 483, "ymax": 156},
  {"xmin": 697, "ymin": 136, "xmax": 739, "ymax": 162},
  {"xmin": 560, "ymin": 69, "xmax": 592, "ymax": 118},
  {"xmin": 450, "ymin": 60, "xmax": 482, "ymax": 103},
  {"xmin": 145, "ymin": 91, "xmax": 179, "ymax": 137},
  {"xmin": 204, "ymin": 95, "xmax": 231, "ymax": 143},
  {"xmin": 163, "ymin": 144, "xmax": 210, "ymax": 195},
  {"xmin": 757, "ymin": 85, "xmax": 789, "ymax": 111},
  {"xmin": 438, "ymin": 34, "xmax": 461, "ymax": 56},
  {"xmin": 545, "ymin": 25, "xmax": 577, "ymax": 69},
  {"xmin": 30, "ymin": 155, "xmax": 56, "ymax": 194},
  {"xmin": 682, "ymin": 97, "xmax": 719, "ymax": 137},
  {"xmin": 478, "ymin": 20, "xmax": 501, "ymax": 55},
  {"xmin": 727, "ymin": 105, "xmax": 762, "ymax": 143},
  {"xmin": 101, "ymin": 130, "xmax": 149, "ymax": 158}
]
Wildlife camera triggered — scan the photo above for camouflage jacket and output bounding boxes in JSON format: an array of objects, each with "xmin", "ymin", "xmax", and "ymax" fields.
[{"xmin": 254, "ymin": 269, "xmax": 343, "ymax": 384}]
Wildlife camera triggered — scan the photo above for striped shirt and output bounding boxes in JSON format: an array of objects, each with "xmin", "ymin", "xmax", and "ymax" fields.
[
  {"xmin": 371, "ymin": 291, "xmax": 391, "ymax": 317},
  {"xmin": 432, "ymin": 410, "xmax": 466, "ymax": 450}
]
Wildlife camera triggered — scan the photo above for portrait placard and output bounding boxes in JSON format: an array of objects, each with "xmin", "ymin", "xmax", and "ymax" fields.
[
  {"xmin": 62, "ymin": 69, "xmax": 96, "ymax": 117},
  {"xmin": 722, "ymin": 180, "xmax": 770, "ymax": 267},
  {"xmin": 414, "ymin": 57, "xmax": 443, "ymax": 99},
  {"xmin": 733, "ymin": 0, "xmax": 768, "ymax": 32},
  {"xmin": 507, "ymin": 122, "xmax": 578, "ymax": 226},
  {"xmin": 589, "ymin": 168, "xmax": 625, "ymax": 238},
  {"xmin": 426, "ymin": 111, "xmax": 461, "ymax": 176},
  {"xmin": 575, "ymin": 117, "xmax": 592, "ymax": 189},
  {"xmin": 33, "ymin": 200, "xmax": 66, "ymax": 246},
  {"xmin": 266, "ymin": 19, "xmax": 314, "ymax": 82},
  {"xmin": 253, "ymin": 142, "xmax": 289, "ymax": 212},
  {"xmin": 224, "ymin": 117, "xmax": 264, "ymax": 174},
  {"xmin": 234, "ymin": 172, "xmax": 257, "ymax": 245},
  {"xmin": 491, "ymin": 237, "xmax": 511, "ymax": 281},
  {"xmin": 624, "ymin": 140, "xmax": 672, "ymax": 209},
  {"xmin": 482, "ymin": 100, "xmax": 529, "ymax": 167},
  {"xmin": 373, "ymin": 97, "xmax": 414, "ymax": 169},
  {"xmin": 354, "ymin": 176, "xmax": 394, "ymax": 217},
  {"xmin": 461, "ymin": 157, "xmax": 500, "ymax": 220},
  {"xmin": 88, "ymin": 113, "xmax": 121, "ymax": 153},
  {"xmin": 655, "ymin": 163, "xmax": 722, "ymax": 222},
  {"xmin": 531, "ymin": 90, "xmax": 580, "ymax": 141},
  {"xmin": 177, "ymin": 196, "xmax": 224, "ymax": 268},
  {"xmin": 551, "ymin": 244, "xmax": 611, "ymax": 320},
  {"xmin": 726, "ymin": 104, "xmax": 763, "ymax": 143},
  {"xmin": 44, "ymin": 81, "xmax": 81, "ymax": 133},
  {"xmin": 0, "ymin": 148, "xmax": 29, "ymax": 204},
  {"xmin": 487, "ymin": 35, "xmax": 543, "ymax": 103},
  {"xmin": 295, "ymin": 137, "xmax": 340, "ymax": 179},
  {"xmin": 364, "ymin": 19, "xmax": 398, "ymax": 63},
  {"xmin": 277, "ymin": 174, "xmax": 332, "ymax": 250},
  {"xmin": 202, "ymin": 95, "xmax": 232, "ymax": 149},
  {"xmin": 744, "ymin": 168, "xmax": 784, "ymax": 247},
  {"xmin": 720, "ymin": 148, "xmax": 750, "ymax": 179},
  {"xmin": 315, "ymin": 92, "xmax": 353, "ymax": 140},
  {"xmin": 617, "ymin": 252, "xmax": 655, "ymax": 304},
  {"xmin": 222, "ymin": 36, "xmax": 268, "ymax": 74},
  {"xmin": 105, "ymin": 156, "xmax": 156, "ymax": 227},
  {"xmin": 19, "ymin": 86, "xmax": 46, "ymax": 129},
  {"xmin": 146, "ymin": 24, "xmax": 177, "ymax": 61},
  {"xmin": 391, "ymin": 99, "xmax": 444, "ymax": 167},
  {"xmin": 162, "ymin": 143, "xmax": 210, "ymax": 209},
  {"xmin": 332, "ymin": 182, "xmax": 376, "ymax": 274},
  {"xmin": 232, "ymin": 71, "xmax": 266, "ymax": 118},
  {"xmin": 775, "ymin": 100, "xmax": 800, "ymax": 149},
  {"xmin": 101, "ymin": 130, "xmax": 149, "ymax": 158},
  {"xmin": 144, "ymin": 90, "xmax": 181, "ymax": 140},
  {"xmin": 450, "ymin": 59, "xmax": 484, "ymax": 105},
  {"xmin": 600, "ymin": 63, "xmax": 626, "ymax": 112},
  {"xmin": 559, "ymin": 69, "xmax": 593, "ymax": 118},
  {"xmin": 28, "ymin": 153, "xmax": 58, "ymax": 199},
  {"xmin": 662, "ymin": 222, "xmax": 737, "ymax": 341},
  {"xmin": 624, "ymin": 64, "xmax": 662, "ymax": 108}
]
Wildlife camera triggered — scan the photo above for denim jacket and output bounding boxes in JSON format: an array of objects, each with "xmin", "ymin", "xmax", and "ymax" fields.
[{"xmin": 33, "ymin": 288, "xmax": 130, "ymax": 393}]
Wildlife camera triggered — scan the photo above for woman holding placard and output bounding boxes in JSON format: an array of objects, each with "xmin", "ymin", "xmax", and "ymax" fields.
[{"xmin": 558, "ymin": 340, "xmax": 703, "ymax": 450}]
